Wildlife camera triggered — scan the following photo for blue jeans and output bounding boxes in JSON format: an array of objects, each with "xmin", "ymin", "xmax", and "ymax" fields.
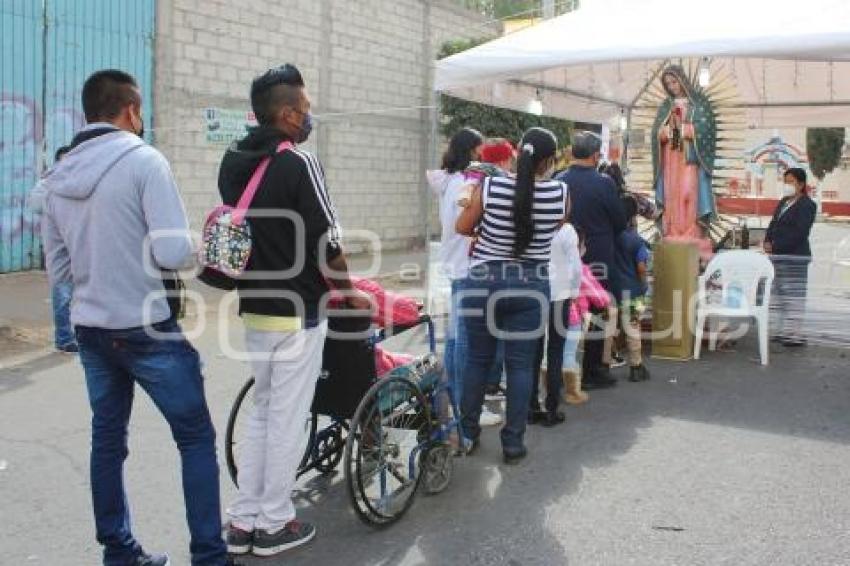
[
  {"xmin": 75, "ymin": 319, "xmax": 228, "ymax": 566},
  {"xmin": 460, "ymin": 261, "xmax": 550, "ymax": 451},
  {"xmin": 562, "ymin": 320, "xmax": 582, "ymax": 371},
  {"xmin": 52, "ymin": 281, "xmax": 76, "ymax": 348},
  {"xmin": 444, "ymin": 278, "xmax": 468, "ymax": 409},
  {"xmin": 487, "ymin": 340, "xmax": 505, "ymax": 387}
]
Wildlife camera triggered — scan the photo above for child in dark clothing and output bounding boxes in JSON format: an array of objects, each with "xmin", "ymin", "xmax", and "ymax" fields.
[{"xmin": 614, "ymin": 195, "xmax": 651, "ymax": 382}]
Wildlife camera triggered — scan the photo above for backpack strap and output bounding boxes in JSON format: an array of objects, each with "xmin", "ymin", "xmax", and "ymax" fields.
[{"xmin": 232, "ymin": 140, "xmax": 294, "ymax": 225}]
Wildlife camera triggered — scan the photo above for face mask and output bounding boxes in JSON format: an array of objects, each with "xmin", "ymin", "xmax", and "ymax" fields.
[
  {"xmin": 781, "ymin": 184, "xmax": 796, "ymax": 198},
  {"xmin": 130, "ymin": 107, "xmax": 145, "ymax": 139},
  {"xmin": 295, "ymin": 111, "xmax": 313, "ymax": 144}
]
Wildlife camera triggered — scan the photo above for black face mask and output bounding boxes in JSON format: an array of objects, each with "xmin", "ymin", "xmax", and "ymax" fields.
[
  {"xmin": 137, "ymin": 119, "xmax": 145, "ymax": 139},
  {"xmin": 295, "ymin": 112, "xmax": 313, "ymax": 144}
]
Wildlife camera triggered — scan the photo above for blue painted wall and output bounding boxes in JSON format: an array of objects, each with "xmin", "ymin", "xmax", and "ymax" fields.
[{"xmin": 0, "ymin": 0, "xmax": 155, "ymax": 273}]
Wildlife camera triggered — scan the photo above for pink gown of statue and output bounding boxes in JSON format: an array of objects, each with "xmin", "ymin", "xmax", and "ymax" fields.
[{"xmin": 659, "ymin": 99, "xmax": 712, "ymax": 258}]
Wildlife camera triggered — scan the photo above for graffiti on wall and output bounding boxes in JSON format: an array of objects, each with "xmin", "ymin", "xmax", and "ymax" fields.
[{"xmin": 0, "ymin": 90, "xmax": 86, "ymax": 266}]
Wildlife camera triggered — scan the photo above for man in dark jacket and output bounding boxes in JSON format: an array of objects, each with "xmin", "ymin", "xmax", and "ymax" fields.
[
  {"xmin": 556, "ymin": 131, "xmax": 627, "ymax": 388},
  {"xmin": 220, "ymin": 64, "xmax": 368, "ymax": 559},
  {"xmin": 764, "ymin": 167, "xmax": 817, "ymax": 347}
]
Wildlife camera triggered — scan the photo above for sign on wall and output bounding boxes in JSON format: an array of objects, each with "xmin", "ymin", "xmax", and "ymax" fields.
[{"xmin": 204, "ymin": 108, "xmax": 256, "ymax": 145}]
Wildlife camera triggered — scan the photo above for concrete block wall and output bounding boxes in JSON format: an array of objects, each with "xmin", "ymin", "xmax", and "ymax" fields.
[{"xmin": 154, "ymin": 0, "xmax": 499, "ymax": 252}]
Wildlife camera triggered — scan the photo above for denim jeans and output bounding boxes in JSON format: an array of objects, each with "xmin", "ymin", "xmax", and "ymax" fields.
[
  {"xmin": 444, "ymin": 278, "xmax": 468, "ymax": 409},
  {"xmin": 562, "ymin": 320, "xmax": 582, "ymax": 371},
  {"xmin": 532, "ymin": 299, "xmax": 571, "ymax": 413},
  {"xmin": 75, "ymin": 319, "xmax": 228, "ymax": 566},
  {"xmin": 460, "ymin": 261, "xmax": 550, "ymax": 451},
  {"xmin": 487, "ymin": 340, "xmax": 505, "ymax": 387},
  {"xmin": 52, "ymin": 281, "xmax": 76, "ymax": 348}
]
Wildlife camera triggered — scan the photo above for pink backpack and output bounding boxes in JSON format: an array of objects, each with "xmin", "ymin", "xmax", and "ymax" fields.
[{"xmin": 199, "ymin": 141, "xmax": 293, "ymax": 286}]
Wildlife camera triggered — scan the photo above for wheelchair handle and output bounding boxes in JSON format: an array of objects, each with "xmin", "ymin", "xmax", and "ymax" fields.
[{"xmin": 377, "ymin": 315, "xmax": 437, "ymax": 354}]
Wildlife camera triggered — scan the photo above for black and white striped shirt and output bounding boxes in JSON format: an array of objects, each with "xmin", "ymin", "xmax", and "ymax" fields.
[{"xmin": 472, "ymin": 176, "xmax": 567, "ymax": 263}]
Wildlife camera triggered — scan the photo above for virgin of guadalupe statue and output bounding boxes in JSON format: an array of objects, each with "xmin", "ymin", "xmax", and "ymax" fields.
[{"xmin": 651, "ymin": 65, "xmax": 717, "ymax": 251}]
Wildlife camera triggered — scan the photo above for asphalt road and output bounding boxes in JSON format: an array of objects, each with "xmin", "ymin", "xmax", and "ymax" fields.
[{"xmin": 2, "ymin": 313, "xmax": 850, "ymax": 566}]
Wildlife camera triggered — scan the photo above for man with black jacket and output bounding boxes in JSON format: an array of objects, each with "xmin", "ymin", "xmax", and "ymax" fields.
[
  {"xmin": 556, "ymin": 131, "xmax": 627, "ymax": 388},
  {"xmin": 220, "ymin": 64, "xmax": 369, "ymax": 559}
]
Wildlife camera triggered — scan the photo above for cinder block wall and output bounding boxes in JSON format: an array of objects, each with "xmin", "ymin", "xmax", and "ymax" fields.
[{"xmin": 154, "ymin": 0, "xmax": 498, "ymax": 253}]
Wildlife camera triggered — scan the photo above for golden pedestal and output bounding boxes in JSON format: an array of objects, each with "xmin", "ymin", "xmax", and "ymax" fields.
[{"xmin": 651, "ymin": 240, "xmax": 700, "ymax": 360}]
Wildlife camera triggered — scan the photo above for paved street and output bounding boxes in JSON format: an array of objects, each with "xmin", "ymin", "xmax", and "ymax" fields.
[
  {"xmin": 2, "ymin": 310, "xmax": 850, "ymax": 565},
  {"xmin": 2, "ymin": 226, "xmax": 850, "ymax": 565}
]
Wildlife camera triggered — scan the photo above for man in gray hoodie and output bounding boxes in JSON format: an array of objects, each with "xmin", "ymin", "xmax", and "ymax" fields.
[{"xmin": 41, "ymin": 70, "xmax": 230, "ymax": 566}]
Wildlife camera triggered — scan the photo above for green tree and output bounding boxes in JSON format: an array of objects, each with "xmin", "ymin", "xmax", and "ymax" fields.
[
  {"xmin": 438, "ymin": 38, "xmax": 572, "ymax": 146},
  {"xmin": 457, "ymin": 0, "xmax": 578, "ymax": 18},
  {"xmin": 806, "ymin": 127, "xmax": 846, "ymax": 180}
]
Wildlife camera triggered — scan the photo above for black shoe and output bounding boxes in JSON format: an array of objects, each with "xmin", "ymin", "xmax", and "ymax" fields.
[
  {"xmin": 582, "ymin": 370, "xmax": 617, "ymax": 389},
  {"xmin": 226, "ymin": 524, "xmax": 253, "ymax": 555},
  {"xmin": 503, "ymin": 446, "xmax": 528, "ymax": 465},
  {"xmin": 57, "ymin": 342, "xmax": 79, "ymax": 353},
  {"xmin": 252, "ymin": 521, "xmax": 316, "ymax": 557},
  {"xmin": 628, "ymin": 364, "xmax": 651, "ymax": 382},
  {"xmin": 134, "ymin": 552, "xmax": 170, "ymax": 566},
  {"xmin": 780, "ymin": 338, "xmax": 807, "ymax": 348},
  {"xmin": 540, "ymin": 411, "xmax": 566, "ymax": 427},
  {"xmin": 527, "ymin": 409, "xmax": 547, "ymax": 425}
]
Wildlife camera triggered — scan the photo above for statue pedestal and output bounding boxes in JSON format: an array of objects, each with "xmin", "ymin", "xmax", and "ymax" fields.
[{"xmin": 651, "ymin": 240, "xmax": 700, "ymax": 360}]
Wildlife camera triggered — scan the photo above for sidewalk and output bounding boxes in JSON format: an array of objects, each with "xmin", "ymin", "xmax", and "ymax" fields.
[{"xmin": 0, "ymin": 247, "xmax": 428, "ymax": 364}]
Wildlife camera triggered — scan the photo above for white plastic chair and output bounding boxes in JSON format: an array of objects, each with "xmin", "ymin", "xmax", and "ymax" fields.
[{"xmin": 694, "ymin": 250, "xmax": 775, "ymax": 365}]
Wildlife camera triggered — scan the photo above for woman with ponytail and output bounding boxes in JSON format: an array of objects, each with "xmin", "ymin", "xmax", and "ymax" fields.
[{"xmin": 455, "ymin": 127, "xmax": 568, "ymax": 464}]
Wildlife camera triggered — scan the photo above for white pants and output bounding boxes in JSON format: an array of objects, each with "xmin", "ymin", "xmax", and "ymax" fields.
[{"xmin": 227, "ymin": 321, "xmax": 328, "ymax": 532}]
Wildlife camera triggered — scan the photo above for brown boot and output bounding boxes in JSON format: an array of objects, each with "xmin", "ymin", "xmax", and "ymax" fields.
[{"xmin": 562, "ymin": 369, "xmax": 589, "ymax": 405}]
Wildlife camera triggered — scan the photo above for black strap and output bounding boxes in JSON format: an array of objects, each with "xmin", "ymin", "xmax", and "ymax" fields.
[{"xmin": 68, "ymin": 126, "xmax": 120, "ymax": 150}]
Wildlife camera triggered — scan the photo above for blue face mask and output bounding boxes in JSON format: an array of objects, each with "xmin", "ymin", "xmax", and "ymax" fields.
[{"xmin": 296, "ymin": 111, "xmax": 313, "ymax": 144}]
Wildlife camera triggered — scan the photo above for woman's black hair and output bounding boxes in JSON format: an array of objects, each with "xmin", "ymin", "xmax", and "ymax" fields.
[
  {"xmin": 441, "ymin": 127, "xmax": 484, "ymax": 173},
  {"xmin": 574, "ymin": 226, "xmax": 587, "ymax": 248},
  {"xmin": 513, "ymin": 127, "xmax": 558, "ymax": 257},
  {"xmin": 601, "ymin": 162, "xmax": 626, "ymax": 194},
  {"xmin": 784, "ymin": 167, "xmax": 807, "ymax": 187}
]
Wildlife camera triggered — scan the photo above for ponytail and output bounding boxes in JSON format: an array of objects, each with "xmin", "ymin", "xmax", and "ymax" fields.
[
  {"xmin": 511, "ymin": 127, "xmax": 558, "ymax": 257},
  {"xmin": 513, "ymin": 146, "xmax": 536, "ymax": 256}
]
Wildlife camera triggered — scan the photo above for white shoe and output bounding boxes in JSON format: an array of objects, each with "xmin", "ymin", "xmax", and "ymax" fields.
[{"xmin": 479, "ymin": 406, "xmax": 503, "ymax": 427}]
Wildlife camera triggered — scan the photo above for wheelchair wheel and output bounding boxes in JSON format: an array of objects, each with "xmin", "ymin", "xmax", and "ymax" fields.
[
  {"xmin": 225, "ymin": 377, "xmax": 317, "ymax": 486},
  {"xmin": 422, "ymin": 443, "xmax": 453, "ymax": 495},
  {"xmin": 312, "ymin": 419, "xmax": 348, "ymax": 475},
  {"xmin": 343, "ymin": 375, "xmax": 432, "ymax": 527}
]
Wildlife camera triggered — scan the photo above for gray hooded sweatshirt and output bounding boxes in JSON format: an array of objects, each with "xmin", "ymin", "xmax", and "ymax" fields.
[{"xmin": 42, "ymin": 124, "xmax": 194, "ymax": 329}]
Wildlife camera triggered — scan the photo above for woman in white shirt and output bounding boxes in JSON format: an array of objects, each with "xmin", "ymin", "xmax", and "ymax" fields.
[{"xmin": 426, "ymin": 128, "xmax": 484, "ymax": 414}]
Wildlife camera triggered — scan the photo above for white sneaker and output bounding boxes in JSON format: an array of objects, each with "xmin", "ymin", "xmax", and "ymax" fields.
[{"xmin": 479, "ymin": 406, "xmax": 503, "ymax": 427}]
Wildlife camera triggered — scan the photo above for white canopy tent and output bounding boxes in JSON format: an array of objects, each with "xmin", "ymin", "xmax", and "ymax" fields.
[{"xmin": 435, "ymin": 0, "xmax": 850, "ymax": 129}]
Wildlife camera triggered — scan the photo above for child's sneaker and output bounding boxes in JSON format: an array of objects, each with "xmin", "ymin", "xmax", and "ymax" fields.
[
  {"xmin": 479, "ymin": 406, "xmax": 502, "ymax": 426},
  {"xmin": 226, "ymin": 524, "xmax": 254, "ymax": 555},
  {"xmin": 252, "ymin": 521, "xmax": 316, "ymax": 557}
]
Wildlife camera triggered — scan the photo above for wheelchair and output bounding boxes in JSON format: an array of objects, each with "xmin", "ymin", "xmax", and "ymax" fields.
[{"xmin": 224, "ymin": 312, "xmax": 462, "ymax": 527}]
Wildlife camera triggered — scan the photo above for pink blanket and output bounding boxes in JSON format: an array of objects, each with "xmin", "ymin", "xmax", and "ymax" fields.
[{"xmin": 569, "ymin": 264, "xmax": 612, "ymax": 325}]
